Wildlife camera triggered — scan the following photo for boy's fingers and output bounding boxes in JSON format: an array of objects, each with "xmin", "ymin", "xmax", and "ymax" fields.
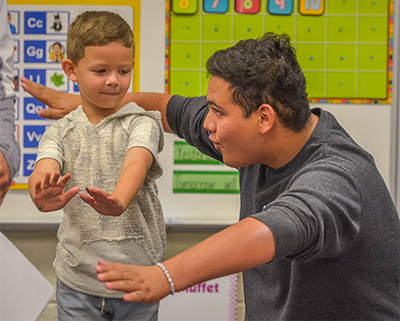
[
  {"xmin": 43, "ymin": 172, "xmax": 51, "ymax": 187},
  {"xmin": 59, "ymin": 174, "xmax": 72, "ymax": 186},
  {"xmin": 80, "ymin": 192, "xmax": 95, "ymax": 205},
  {"xmin": 65, "ymin": 186, "xmax": 80, "ymax": 201},
  {"xmin": 35, "ymin": 180, "xmax": 42, "ymax": 192},
  {"xmin": 52, "ymin": 172, "xmax": 61, "ymax": 185},
  {"xmin": 86, "ymin": 187, "xmax": 108, "ymax": 200}
]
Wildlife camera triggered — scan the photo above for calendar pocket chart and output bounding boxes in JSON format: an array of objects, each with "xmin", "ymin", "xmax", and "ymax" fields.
[{"xmin": 166, "ymin": 0, "xmax": 393, "ymax": 104}]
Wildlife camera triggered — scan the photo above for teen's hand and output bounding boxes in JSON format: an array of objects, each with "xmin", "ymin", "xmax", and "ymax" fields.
[
  {"xmin": 34, "ymin": 171, "xmax": 80, "ymax": 212},
  {"xmin": 95, "ymin": 260, "xmax": 171, "ymax": 303},
  {"xmin": 80, "ymin": 187, "xmax": 125, "ymax": 216},
  {"xmin": 20, "ymin": 76, "xmax": 81, "ymax": 119}
]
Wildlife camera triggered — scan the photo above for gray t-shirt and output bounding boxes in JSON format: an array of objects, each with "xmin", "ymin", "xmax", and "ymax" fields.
[
  {"xmin": 167, "ymin": 95, "xmax": 400, "ymax": 320},
  {"xmin": 36, "ymin": 102, "xmax": 166, "ymax": 298}
]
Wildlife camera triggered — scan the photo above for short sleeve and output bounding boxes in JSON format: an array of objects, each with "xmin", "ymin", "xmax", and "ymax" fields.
[
  {"xmin": 126, "ymin": 114, "xmax": 163, "ymax": 180},
  {"xmin": 36, "ymin": 122, "xmax": 64, "ymax": 169},
  {"xmin": 251, "ymin": 162, "xmax": 362, "ymax": 262}
]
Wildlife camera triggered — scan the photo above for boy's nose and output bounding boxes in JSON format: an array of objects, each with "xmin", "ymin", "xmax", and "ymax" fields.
[{"xmin": 105, "ymin": 73, "xmax": 119, "ymax": 86}]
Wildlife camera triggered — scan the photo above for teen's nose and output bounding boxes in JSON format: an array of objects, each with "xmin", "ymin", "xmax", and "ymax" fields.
[{"xmin": 203, "ymin": 108, "xmax": 215, "ymax": 132}]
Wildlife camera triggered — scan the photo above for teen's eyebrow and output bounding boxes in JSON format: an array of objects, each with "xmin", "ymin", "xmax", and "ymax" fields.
[{"xmin": 207, "ymin": 100, "xmax": 225, "ymax": 111}]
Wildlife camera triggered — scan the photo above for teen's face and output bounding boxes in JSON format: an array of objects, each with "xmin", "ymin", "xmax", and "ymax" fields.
[
  {"xmin": 73, "ymin": 42, "xmax": 134, "ymax": 113},
  {"xmin": 204, "ymin": 76, "xmax": 262, "ymax": 168}
]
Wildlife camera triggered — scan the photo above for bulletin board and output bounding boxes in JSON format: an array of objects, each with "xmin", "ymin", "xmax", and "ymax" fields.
[
  {"xmin": 164, "ymin": 0, "xmax": 394, "ymax": 197},
  {"xmin": 8, "ymin": 0, "xmax": 140, "ymax": 189},
  {"xmin": 166, "ymin": 0, "xmax": 393, "ymax": 104}
]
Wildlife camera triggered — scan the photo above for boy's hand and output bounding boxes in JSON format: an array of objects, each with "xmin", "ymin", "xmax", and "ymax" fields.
[
  {"xmin": 80, "ymin": 187, "xmax": 125, "ymax": 216},
  {"xmin": 34, "ymin": 171, "xmax": 80, "ymax": 212}
]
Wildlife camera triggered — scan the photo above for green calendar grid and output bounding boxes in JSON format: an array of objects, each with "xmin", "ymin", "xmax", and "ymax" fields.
[{"xmin": 165, "ymin": 0, "xmax": 393, "ymax": 104}]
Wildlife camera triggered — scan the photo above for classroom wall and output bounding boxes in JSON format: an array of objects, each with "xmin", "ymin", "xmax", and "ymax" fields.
[{"xmin": 1, "ymin": 1, "xmax": 398, "ymax": 320}]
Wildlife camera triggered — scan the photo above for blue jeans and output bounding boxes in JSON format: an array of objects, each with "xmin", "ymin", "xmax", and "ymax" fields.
[{"xmin": 56, "ymin": 279, "xmax": 159, "ymax": 321}]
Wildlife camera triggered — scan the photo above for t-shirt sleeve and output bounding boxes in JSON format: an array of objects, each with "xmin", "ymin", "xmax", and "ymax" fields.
[
  {"xmin": 251, "ymin": 162, "xmax": 362, "ymax": 262},
  {"xmin": 126, "ymin": 113, "xmax": 164, "ymax": 180},
  {"xmin": 35, "ymin": 122, "xmax": 64, "ymax": 169},
  {"xmin": 166, "ymin": 95, "xmax": 223, "ymax": 162}
]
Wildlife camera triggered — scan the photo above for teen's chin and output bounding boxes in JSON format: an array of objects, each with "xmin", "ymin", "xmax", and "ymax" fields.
[{"xmin": 221, "ymin": 153, "xmax": 252, "ymax": 169}]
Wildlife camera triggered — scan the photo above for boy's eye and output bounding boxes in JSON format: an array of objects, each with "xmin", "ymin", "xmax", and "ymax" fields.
[
  {"xmin": 119, "ymin": 70, "xmax": 130, "ymax": 74},
  {"xmin": 93, "ymin": 69, "xmax": 106, "ymax": 73}
]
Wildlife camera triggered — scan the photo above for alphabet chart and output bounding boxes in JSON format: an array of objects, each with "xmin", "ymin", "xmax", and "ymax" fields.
[
  {"xmin": 165, "ymin": 0, "xmax": 393, "ymax": 195},
  {"xmin": 8, "ymin": 2, "xmax": 139, "ymax": 189},
  {"xmin": 166, "ymin": 0, "xmax": 393, "ymax": 104}
]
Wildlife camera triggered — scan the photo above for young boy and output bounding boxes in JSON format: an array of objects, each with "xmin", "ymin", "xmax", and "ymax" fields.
[{"xmin": 28, "ymin": 11, "xmax": 165, "ymax": 321}]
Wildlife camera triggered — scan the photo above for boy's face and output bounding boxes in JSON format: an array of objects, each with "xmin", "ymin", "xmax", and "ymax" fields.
[
  {"xmin": 70, "ymin": 42, "xmax": 134, "ymax": 114},
  {"xmin": 204, "ymin": 76, "xmax": 264, "ymax": 168}
]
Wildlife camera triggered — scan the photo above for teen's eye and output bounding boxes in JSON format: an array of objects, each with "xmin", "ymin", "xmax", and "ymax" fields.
[
  {"xmin": 214, "ymin": 109, "xmax": 223, "ymax": 116},
  {"xmin": 119, "ymin": 70, "xmax": 130, "ymax": 74},
  {"xmin": 93, "ymin": 69, "xmax": 106, "ymax": 73}
]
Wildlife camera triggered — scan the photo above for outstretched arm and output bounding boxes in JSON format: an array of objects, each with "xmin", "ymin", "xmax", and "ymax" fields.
[
  {"xmin": 20, "ymin": 77, "xmax": 174, "ymax": 133},
  {"xmin": 21, "ymin": 76, "xmax": 81, "ymax": 119},
  {"xmin": 28, "ymin": 159, "xmax": 80, "ymax": 212},
  {"xmin": 80, "ymin": 147, "xmax": 154, "ymax": 216},
  {"xmin": 96, "ymin": 217, "xmax": 275, "ymax": 302}
]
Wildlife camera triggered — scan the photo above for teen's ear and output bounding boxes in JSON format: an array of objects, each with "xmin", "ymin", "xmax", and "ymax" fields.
[
  {"xmin": 258, "ymin": 104, "xmax": 276, "ymax": 134},
  {"xmin": 132, "ymin": 61, "xmax": 135, "ymax": 69},
  {"xmin": 62, "ymin": 59, "xmax": 78, "ymax": 82}
]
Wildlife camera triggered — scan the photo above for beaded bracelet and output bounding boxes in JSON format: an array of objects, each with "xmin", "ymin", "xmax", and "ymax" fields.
[{"xmin": 156, "ymin": 263, "xmax": 175, "ymax": 295}]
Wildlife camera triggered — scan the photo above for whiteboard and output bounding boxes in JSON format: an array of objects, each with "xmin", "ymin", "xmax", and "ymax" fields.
[{"xmin": 0, "ymin": 0, "xmax": 398, "ymax": 227}]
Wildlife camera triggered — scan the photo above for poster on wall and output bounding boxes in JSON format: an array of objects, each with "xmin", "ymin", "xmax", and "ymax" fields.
[
  {"xmin": 159, "ymin": 274, "xmax": 238, "ymax": 321},
  {"xmin": 7, "ymin": 1, "xmax": 140, "ymax": 189}
]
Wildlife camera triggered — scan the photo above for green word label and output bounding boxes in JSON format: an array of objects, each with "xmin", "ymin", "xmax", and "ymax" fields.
[
  {"xmin": 174, "ymin": 141, "xmax": 222, "ymax": 165},
  {"xmin": 173, "ymin": 170, "xmax": 239, "ymax": 194}
]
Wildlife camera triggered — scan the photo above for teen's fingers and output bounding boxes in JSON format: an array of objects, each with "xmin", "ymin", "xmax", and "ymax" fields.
[{"xmin": 123, "ymin": 291, "xmax": 145, "ymax": 302}]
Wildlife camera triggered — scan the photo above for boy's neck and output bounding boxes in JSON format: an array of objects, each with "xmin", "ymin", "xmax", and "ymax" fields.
[{"xmin": 81, "ymin": 102, "xmax": 124, "ymax": 125}]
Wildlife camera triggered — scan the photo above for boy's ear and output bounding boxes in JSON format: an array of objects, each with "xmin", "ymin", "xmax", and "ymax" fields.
[
  {"xmin": 258, "ymin": 104, "xmax": 276, "ymax": 134},
  {"xmin": 62, "ymin": 59, "xmax": 78, "ymax": 82}
]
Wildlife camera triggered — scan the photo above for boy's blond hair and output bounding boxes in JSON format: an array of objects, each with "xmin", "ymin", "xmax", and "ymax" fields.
[{"xmin": 66, "ymin": 11, "xmax": 134, "ymax": 65}]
